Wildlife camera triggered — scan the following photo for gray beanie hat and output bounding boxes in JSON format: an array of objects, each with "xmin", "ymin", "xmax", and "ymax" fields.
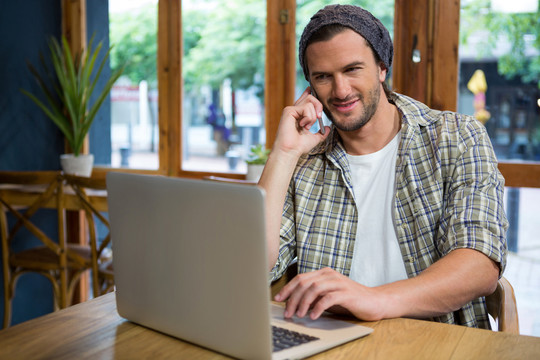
[{"xmin": 299, "ymin": 4, "xmax": 393, "ymax": 81}]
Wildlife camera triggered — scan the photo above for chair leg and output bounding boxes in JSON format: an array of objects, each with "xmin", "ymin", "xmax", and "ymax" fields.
[
  {"xmin": 2, "ymin": 272, "xmax": 12, "ymax": 328},
  {"xmin": 3, "ymin": 272, "xmax": 23, "ymax": 329},
  {"xmin": 2, "ymin": 292, "xmax": 12, "ymax": 329},
  {"xmin": 92, "ymin": 265, "xmax": 100, "ymax": 297}
]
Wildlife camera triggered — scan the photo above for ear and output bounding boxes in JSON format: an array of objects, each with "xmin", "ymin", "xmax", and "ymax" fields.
[{"xmin": 378, "ymin": 63, "xmax": 388, "ymax": 83}]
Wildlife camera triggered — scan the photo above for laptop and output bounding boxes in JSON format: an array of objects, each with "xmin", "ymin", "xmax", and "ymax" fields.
[{"xmin": 107, "ymin": 172, "xmax": 373, "ymax": 360}]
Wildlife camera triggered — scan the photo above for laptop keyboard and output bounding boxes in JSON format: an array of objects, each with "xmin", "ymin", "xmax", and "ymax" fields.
[{"xmin": 272, "ymin": 325, "xmax": 320, "ymax": 352}]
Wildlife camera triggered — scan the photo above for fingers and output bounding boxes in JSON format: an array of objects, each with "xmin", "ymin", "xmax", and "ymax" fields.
[
  {"xmin": 275, "ymin": 268, "xmax": 342, "ymax": 319},
  {"xmin": 294, "ymin": 86, "xmax": 312, "ymax": 105},
  {"xmin": 272, "ymin": 87, "xmax": 329, "ymax": 158},
  {"xmin": 294, "ymin": 87, "xmax": 323, "ymax": 128}
]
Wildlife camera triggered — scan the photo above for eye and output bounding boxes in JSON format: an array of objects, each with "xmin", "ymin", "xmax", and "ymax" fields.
[
  {"xmin": 312, "ymin": 73, "xmax": 330, "ymax": 83},
  {"xmin": 345, "ymin": 66, "xmax": 361, "ymax": 73}
]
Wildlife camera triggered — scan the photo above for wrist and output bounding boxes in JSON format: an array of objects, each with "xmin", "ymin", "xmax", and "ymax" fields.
[
  {"xmin": 268, "ymin": 146, "xmax": 302, "ymax": 168},
  {"xmin": 374, "ymin": 282, "xmax": 410, "ymax": 320}
]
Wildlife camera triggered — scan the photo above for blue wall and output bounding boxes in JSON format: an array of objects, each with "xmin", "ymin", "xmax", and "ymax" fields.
[
  {"xmin": 88, "ymin": 0, "xmax": 112, "ymax": 165},
  {"xmin": 0, "ymin": 0, "xmax": 64, "ymax": 171},
  {"xmin": 0, "ymin": 0, "xmax": 110, "ymax": 326}
]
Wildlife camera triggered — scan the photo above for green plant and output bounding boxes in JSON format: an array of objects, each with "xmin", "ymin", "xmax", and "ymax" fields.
[
  {"xmin": 246, "ymin": 144, "xmax": 270, "ymax": 165},
  {"xmin": 21, "ymin": 36, "xmax": 124, "ymax": 156}
]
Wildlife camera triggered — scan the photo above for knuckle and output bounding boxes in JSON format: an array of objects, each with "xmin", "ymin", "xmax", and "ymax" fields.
[{"xmin": 309, "ymin": 281, "xmax": 322, "ymax": 292}]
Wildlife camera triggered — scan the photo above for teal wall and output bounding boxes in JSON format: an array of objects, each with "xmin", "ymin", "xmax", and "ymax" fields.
[{"xmin": 0, "ymin": 0, "xmax": 110, "ymax": 326}]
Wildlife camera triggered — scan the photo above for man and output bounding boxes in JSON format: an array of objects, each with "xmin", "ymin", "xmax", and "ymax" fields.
[{"xmin": 258, "ymin": 4, "xmax": 508, "ymax": 329}]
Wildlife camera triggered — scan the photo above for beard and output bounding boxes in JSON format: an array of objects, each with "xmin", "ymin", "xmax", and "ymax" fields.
[{"xmin": 323, "ymin": 84, "xmax": 381, "ymax": 132}]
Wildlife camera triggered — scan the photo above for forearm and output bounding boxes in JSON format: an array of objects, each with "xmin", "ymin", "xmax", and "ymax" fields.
[
  {"xmin": 258, "ymin": 148, "xmax": 300, "ymax": 270},
  {"xmin": 259, "ymin": 87, "xmax": 328, "ymax": 271},
  {"xmin": 377, "ymin": 248, "xmax": 499, "ymax": 319}
]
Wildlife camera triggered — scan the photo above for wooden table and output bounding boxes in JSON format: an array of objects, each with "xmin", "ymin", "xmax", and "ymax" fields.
[
  {"xmin": 0, "ymin": 183, "xmax": 108, "ymax": 213},
  {"xmin": 0, "ymin": 293, "xmax": 538, "ymax": 359}
]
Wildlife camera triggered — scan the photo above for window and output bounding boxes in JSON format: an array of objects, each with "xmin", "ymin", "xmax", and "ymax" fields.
[
  {"xmin": 459, "ymin": 0, "xmax": 539, "ymax": 162},
  {"xmin": 181, "ymin": 0, "xmax": 266, "ymax": 174},
  {"xmin": 97, "ymin": 0, "xmax": 398, "ymax": 177},
  {"xmin": 458, "ymin": 0, "xmax": 540, "ymax": 337},
  {"xmin": 107, "ymin": 0, "xmax": 159, "ymax": 170}
]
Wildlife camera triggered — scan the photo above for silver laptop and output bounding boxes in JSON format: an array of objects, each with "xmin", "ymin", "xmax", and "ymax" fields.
[{"xmin": 107, "ymin": 172, "xmax": 373, "ymax": 360}]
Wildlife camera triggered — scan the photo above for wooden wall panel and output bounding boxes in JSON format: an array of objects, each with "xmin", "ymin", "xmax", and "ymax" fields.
[
  {"xmin": 431, "ymin": 0, "xmax": 459, "ymax": 111},
  {"xmin": 499, "ymin": 162, "xmax": 540, "ymax": 189},
  {"xmin": 393, "ymin": 0, "xmax": 430, "ymax": 104},
  {"xmin": 158, "ymin": 0, "xmax": 181, "ymax": 176},
  {"xmin": 265, "ymin": 0, "xmax": 296, "ymax": 148},
  {"xmin": 393, "ymin": 0, "xmax": 459, "ymax": 111}
]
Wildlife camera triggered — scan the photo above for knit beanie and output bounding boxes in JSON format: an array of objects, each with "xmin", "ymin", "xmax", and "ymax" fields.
[{"xmin": 299, "ymin": 4, "xmax": 393, "ymax": 80}]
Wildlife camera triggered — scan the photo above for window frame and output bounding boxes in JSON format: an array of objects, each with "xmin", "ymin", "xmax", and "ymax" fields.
[
  {"xmin": 393, "ymin": 0, "xmax": 540, "ymax": 189},
  {"xmin": 69, "ymin": 0, "xmax": 539, "ymax": 187}
]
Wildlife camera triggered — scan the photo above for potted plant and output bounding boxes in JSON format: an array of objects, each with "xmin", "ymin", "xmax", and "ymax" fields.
[
  {"xmin": 21, "ymin": 35, "xmax": 123, "ymax": 177},
  {"xmin": 245, "ymin": 144, "xmax": 270, "ymax": 181}
]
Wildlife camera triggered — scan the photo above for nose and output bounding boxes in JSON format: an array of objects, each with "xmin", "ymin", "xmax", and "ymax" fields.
[{"xmin": 332, "ymin": 74, "xmax": 351, "ymax": 100}]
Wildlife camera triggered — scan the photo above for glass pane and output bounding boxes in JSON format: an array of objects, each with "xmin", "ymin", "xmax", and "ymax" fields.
[
  {"xmin": 458, "ymin": 0, "xmax": 540, "ymax": 161},
  {"xmin": 182, "ymin": 0, "xmax": 266, "ymax": 174},
  {"xmin": 459, "ymin": 1, "xmax": 540, "ymax": 337},
  {"xmin": 107, "ymin": 0, "xmax": 159, "ymax": 170},
  {"xmin": 295, "ymin": 0, "xmax": 395, "ymax": 132},
  {"xmin": 503, "ymin": 187, "xmax": 540, "ymax": 337}
]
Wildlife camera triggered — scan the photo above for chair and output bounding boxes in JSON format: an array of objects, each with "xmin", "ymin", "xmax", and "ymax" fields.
[
  {"xmin": 97, "ymin": 259, "xmax": 115, "ymax": 295},
  {"xmin": 0, "ymin": 171, "xmax": 110, "ymax": 328},
  {"xmin": 486, "ymin": 276, "xmax": 519, "ymax": 334},
  {"xmin": 63, "ymin": 174, "xmax": 113, "ymax": 298}
]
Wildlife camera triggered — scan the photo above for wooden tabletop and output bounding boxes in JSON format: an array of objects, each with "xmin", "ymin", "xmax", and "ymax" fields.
[
  {"xmin": 0, "ymin": 293, "xmax": 538, "ymax": 359},
  {"xmin": 0, "ymin": 183, "xmax": 108, "ymax": 212}
]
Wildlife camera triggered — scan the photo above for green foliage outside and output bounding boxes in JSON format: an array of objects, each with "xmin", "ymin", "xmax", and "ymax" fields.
[
  {"xmin": 182, "ymin": 0, "xmax": 266, "ymax": 99},
  {"xmin": 110, "ymin": 3, "xmax": 157, "ymax": 87},
  {"xmin": 109, "ymin": 0, "xmax": 539, "ymax": 107},
  {"xmin": 109, "ymin": 0, "xmax": 394, "ymax": 101},
  {"xmin": 460, "ymin": 0, "xmax": 540, "ymax": 88}
]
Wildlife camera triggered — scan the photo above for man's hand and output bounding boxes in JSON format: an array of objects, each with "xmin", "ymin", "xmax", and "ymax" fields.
[
  {"xmin": 273, "ymin": 249, "xmax": 499, "ymax": 322},
  {"xmin": 272, "ymin": 86, "xmax": 330, "ymax": 159},
  {"xmin": 274, "ymin": 267, "xmax": 386, "ymax": 321}
]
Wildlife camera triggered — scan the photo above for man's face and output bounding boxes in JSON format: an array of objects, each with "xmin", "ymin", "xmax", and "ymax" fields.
[{"xmin": 306, "ymin": 29, "xmax": 387, "ymax": 132}]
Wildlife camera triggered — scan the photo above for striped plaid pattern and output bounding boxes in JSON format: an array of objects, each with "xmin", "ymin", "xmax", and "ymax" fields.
[{"xmin": 270, "ymin": 93, "xmax": 508, "ymax": 329}]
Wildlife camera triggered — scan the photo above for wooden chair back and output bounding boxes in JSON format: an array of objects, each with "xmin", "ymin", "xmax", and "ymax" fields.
[
  {"xmin": 0, "ymin": 171, "xmax": 111, "ymax": 328},
  {"xmin": 0, "ymin": 171, "xmax": 67, "ymax": 328},
  {"xmin": 63, "ymin": 174, "xmax": 112, "ymax": 297},
  {"xmin": 486, "ymin": 276, "xmax": 520, "ymax": 334}
]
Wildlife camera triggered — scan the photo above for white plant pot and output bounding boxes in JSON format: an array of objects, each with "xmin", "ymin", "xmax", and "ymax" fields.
[
  {"xmin": 246, "ymin": 164, "xmax": 265, "ymax": 182},
  {"xmin": 60, "ymin": 153, "xmax": 94, "ymax": 177}
]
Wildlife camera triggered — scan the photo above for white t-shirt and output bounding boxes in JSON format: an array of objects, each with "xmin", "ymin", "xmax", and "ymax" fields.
[{"xmin": 346, "ymin": 131, "xmax": 408, "ymax": 287}]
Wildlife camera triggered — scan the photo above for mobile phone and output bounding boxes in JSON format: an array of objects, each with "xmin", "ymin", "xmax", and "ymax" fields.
[{"xmin": 309, "ymin": 83, "xmax": 326, "ymax": 135}]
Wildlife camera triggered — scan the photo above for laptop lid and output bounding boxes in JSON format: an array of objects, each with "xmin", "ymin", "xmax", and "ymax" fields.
[
  {"xmin": 107, "ymin": 172, "xmax": 272, "ymax": 359},
  {"xmin": 107, "ymin": 172, "xmax": 373, "ymax": 360}
]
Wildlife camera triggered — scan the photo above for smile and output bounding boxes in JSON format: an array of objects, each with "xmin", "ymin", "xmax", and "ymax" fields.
[{"xmin": 332, "ymin": 99, "xmax": 359, "ymax": 113}]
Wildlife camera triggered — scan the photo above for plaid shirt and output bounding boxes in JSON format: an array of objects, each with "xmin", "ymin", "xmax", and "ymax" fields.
[{"xmin": 270, "ymin": 93, "xmax": 508, "ymax": 329}]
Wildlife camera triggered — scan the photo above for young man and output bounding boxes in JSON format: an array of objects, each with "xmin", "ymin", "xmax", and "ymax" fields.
[{"xmin": 258, "ymin": 4, "xmax": 508, "ymax": 329}]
